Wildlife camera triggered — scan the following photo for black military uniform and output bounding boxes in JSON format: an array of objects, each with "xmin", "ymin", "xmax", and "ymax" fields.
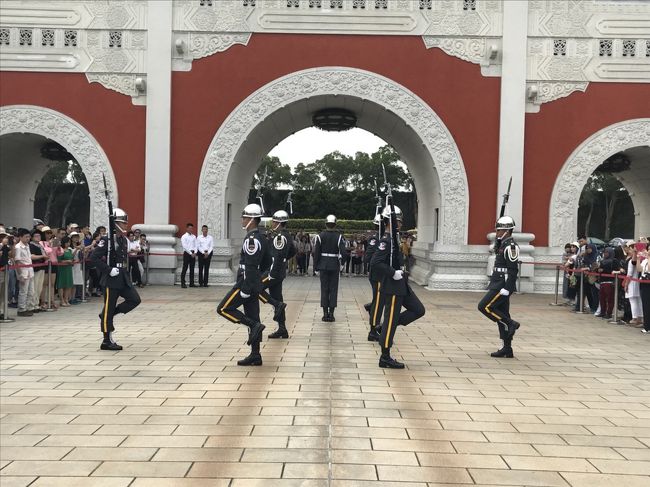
[
  {"xmin": 217, "ymin": 226, "xmax": 271, "ymax": 365},
  {"xmin": 478, "ymin": 234, "xmax": 520, "ymax": 357},
  {"xmin": 371, "ymin": 226, "xmax": 425, "ymax": 368},
  {"xmin": 364, "ymin": 230, "xmax": 385, "ymax": 341},
  {"xmin": 313, "ymin": 227, "xmax": 347, "ymax": 322},
  {"xmin": 259, "ymin": 226, "xmax": 296, "ymax": 338},
  {"xmin": 92, "ymin": 231, "xmax": 141, "ymax": 350}
]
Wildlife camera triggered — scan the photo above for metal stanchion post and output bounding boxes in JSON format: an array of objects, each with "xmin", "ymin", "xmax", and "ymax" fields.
[
  {"xmin": 609, "ymin": 272, "xmax": 620, "ymax": 324},
  {"xmin": 576, "ymin": 270, "xmax": 586, "ymax": 313},
  {"xmin": 550, "ymin": 265, "xmax": 561, "ymax": 306},
  {"xmin": 81, "ymin": 256, "xmax": 87, "ymax": 303},
  {"xmin": 144, "ymin": 250, "xmax": 149, "ymax": 286},
  {"xmin": 0, "ymin": 265, "xmax": 15, "ymax": 323},
  {"xmin": 44, "ymin": 261, "xmax": 56, "ymax": 312}
]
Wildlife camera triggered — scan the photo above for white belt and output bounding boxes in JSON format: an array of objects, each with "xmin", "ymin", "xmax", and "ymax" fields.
[
  {"xmin": 321, "ymin": 253, "xmax": 339, "ymax": 257},
  {"xmin": 494, "ymin": 267, "xmax": 507, "ymax": 272}
]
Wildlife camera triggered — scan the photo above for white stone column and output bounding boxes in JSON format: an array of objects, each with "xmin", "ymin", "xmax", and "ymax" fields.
[
  {"xmin": 496, "ymin": 0, "xmax": 528, "ymax": 230},
  {"xmin": 137, "ymin": 0, "xmax": 178, "ymax": 285}
]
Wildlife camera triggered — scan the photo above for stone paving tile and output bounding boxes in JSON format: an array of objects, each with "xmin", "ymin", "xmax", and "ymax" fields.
[{"xmin": 2, "ymin": 279, "xmax": 650, "ymax": 486}]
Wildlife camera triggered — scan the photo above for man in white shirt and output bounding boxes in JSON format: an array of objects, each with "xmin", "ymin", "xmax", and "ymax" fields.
[
  {"xmin": 197, "ymin": 225, "xmax": 214, "ymax": 287},
  {"xmin": 180, "ymin": 223, "xmax": 197, "ymax": 288},
  {"xmin": 14, "ymin": 228, "xmax": 35, "ymax": 317}
]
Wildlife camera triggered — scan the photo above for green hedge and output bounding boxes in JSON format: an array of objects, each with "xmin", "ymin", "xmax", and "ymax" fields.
[{"xmin": 286, "ymin": 218, "xmax": 374, "ymax": 233}]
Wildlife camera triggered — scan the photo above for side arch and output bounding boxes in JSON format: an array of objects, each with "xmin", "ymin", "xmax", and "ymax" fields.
[
  {"xmin": 548, "ymin": 119, "xmax": 650, "ymax": 247},
  {"xmin": 0, "ymin": 105, "xmax": 118, "ymax": 229},
  {"xmin": 198, "ymin": 67, "xmax": 470, "ymax": 246}
]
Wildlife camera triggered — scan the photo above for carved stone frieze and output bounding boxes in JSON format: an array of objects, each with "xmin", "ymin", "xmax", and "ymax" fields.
[
  {"xmin": 189, "ymin": 32, "xmax": 251, "ymax": 59},
  {"xmin": 86, "ymin": 73, "xmax": 146, "ymax": 105},
  {"xmin": 549, "ymin": 118, "xmax": 650, "ymax": 247},
  {"xmin": 199, "ymin": 67, "xmax": 470, "ymax": 247},
  {"xmin": 178, "ymin": 0, "xmax": 251, "ymax": 32},
  {"xmin": 422, "ymin": 36, "xmax": 487, "ymax": 65},
  {"xmin": 526, "ymin": 81, "xmax": 589, "ymax": 113},
  {"xmin": 0, "ymin": 105, "xmax": 118, "ymax": 231}
]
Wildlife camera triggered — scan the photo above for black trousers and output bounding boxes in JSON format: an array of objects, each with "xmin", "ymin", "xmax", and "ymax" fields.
[
  {"xmin": 478, "ymin": 288, "xmax": 516, "ymax": 339},
  {"xmin": 259, "ymin": 275, "xmax": 285, "ymax": 324},
  {"xmin": 181, "ymin": 252, "xmax": 196, "ymax": 285},
  {"xmin": 320, "ymin": 269, "xmax": 339, "ymax": 309},
  {"xmin": 129, "ymin": 257, "xmax": 142, "ymax": 285},
  {"xmin": 217, "ymin": 285, "xmax": 260, "ymax": 327},
  {"xmin": 380, "ymin": 285, "xmax": 425, "ymax": 349},
  {"xmin": 198, "ymin": 252, "xmax": 212, "ymax": 286},
  {"xmin": 640, "ymin": 282, "xmax": 650, "ymax": 332},
  {"xmin": 369, "ymin": 280, "xmax": 385, "ymax": 330},
  {"xmin": 99, "ymin": 285, "xmax": 141, "ymax": 333}
]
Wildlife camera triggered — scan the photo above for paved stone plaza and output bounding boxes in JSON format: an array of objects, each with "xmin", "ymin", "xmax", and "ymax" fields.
[{"xmin": 1, "ymin": 277, "xmax": 649, "ymax": 487}]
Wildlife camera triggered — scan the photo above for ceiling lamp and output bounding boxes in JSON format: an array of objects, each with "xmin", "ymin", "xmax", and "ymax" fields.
[{"xmin": 312, "ymin": 108, "xmax": 357, "ymax": 132}]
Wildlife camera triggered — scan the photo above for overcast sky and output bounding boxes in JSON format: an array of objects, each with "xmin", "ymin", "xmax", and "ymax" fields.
[{"xmin": 268, "ymin": 127, "xmax": 387, "ymax": 168}]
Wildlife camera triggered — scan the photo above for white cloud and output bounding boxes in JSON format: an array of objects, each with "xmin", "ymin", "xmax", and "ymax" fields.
[{"xmin": 268, "ymin": 127, "xmax": 386, "ymax": 168}]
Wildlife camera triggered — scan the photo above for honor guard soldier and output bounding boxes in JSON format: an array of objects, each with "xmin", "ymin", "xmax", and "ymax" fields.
[
  {"xmin": 259, "ymin": 210, "xmax": 296, "ymax": 339},
  {"xmin": 364, "ymin": 214, "xmax": 384, "ymax": 342},
  {"xmin": 313, "ymin": 214, "xmax": 348, "ymax": 322},
  {"xmin": 370, "ymin": 205, "xmax": 425, "ymax": 368},
  {"xmin": 478, "ymin": 216, "xmax": 521, "ymax": 358},
  {"xmin": 217, "ymin": 203, "xmax": 271, "ymax": 366},
  {"xmin": 92, "ymin": 208, "xmax": 142, "ymax": 351}
]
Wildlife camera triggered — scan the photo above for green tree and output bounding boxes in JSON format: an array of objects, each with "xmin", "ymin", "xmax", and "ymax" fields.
[
  {"xmin": 292, "ymin": 162, "xmax": 321, "ymax": 191},
  {"xmin": 579, "ymin": 171, "xmax": 629, "ymax": 240},
  {"xmin": 251, "ymin": 155, "xmax": 293, "ymax": 189}
]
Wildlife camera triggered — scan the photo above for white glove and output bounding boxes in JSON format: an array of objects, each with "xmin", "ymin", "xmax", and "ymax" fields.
[
  {"xmin": 109, "ymin": 268, "xmax": 119, "ymax": 277},
  {"xmin": 499, "ymin": 288, "xmax": 510, "ymax": 296},
  {"xmin": 239, "ymin": 291, "xmax": 250, "ymax": 299},
  {"xmin": 315, "ymin": 271, "xmax": 320, "ymax": 276},
  {"xmin": 392, "ymin": 270, "xmax": 404, "ymax": 280}
]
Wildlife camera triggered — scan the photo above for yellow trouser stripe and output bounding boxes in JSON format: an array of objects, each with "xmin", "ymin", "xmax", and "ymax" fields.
[
  {"xmin": 219, "ymin": 288, "xmax": 241, "ymax": 323},
  {"xmin": 372, "ymin": 282, "xmax": 381, "ymax": 327},
  {"xmin": 263, "ymin": 276, "xmax": 270, "ymax": 283},
  {"xmin": 384, "ymin": 295, "xmax": 396, "ymax": 348},
  {"xmin": 484, "ymin": 293, "xmax": 503, "ymax": 321},
  {"xmin": 259, "ymin": 294, "xmax": 268, "ymax": 303},
  {"xmin": 102, "ymin": 288, "xmax": 110, "ymax": 333}
]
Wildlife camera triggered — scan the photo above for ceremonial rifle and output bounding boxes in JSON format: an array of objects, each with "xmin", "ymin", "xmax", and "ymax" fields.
[
  {"xmin": 374, "ymin": 179, "xmax": 385, "ymax": 239},
  {"xmin": 381, "ymin": 164, "xmax": 401, "ymax": 272},
  {"xmin": 102, "ymin": 173, "xmax": 116, "ymax": 268},
  {"xmin": 286, "ymin": 191, "xmax": 293, "ymax": 215},
  {"xmin": 499, "ymin": 176, "xmax": 513, "ymax": 218},
  {"xmin": 256, "ymin": 166, "xmax": 268, "ymax": 215}
]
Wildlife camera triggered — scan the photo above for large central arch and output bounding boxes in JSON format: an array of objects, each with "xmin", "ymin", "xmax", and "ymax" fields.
[
  {"xmin": 0, "ymin": 105, "xmax": 118, "ymax": 230},
  {"xmin": 549, "ymin": 118, "xmax": 650, "ymax": 247},
  {"xmin": 198, "ymin": 67, "xmax": 469, "ymax": 254}
]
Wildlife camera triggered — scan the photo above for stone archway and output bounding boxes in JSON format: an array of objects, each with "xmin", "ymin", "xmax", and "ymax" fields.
[
  {"xmin": 0, "ymin": 105, "xmax": 118, "ymax": 230},
  {"xmin": 548, "ymin": 119, "xmax": 650, "ymax": 247},
  {"xmin": 198, "ymin": 67, "xmax": 470, "ymax": 251}
]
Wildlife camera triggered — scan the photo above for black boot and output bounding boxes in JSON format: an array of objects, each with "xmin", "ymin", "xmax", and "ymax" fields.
[
  {"xmin": 379, "ymin": 354, "xmax": 404, "ymax": 369},
  {"xmin": 273, "ymin": 302, "xmax": 287, "ymax": 322},
  {"xmin": 100, "ymin": 332, "xmax": 122, "ymax": 351},
  {"xmin": 506, "ymin": 320, "xmax": 520, "ymax": 338},
  {"xmin": 367, "ymin": 327, "xmax": 380, "ymax": 342},
  {"xmin": 491, "ymin": 338, "xmax": 513, "ymax": 358},
  {"xmin": 328, "ymin": 308, "xmax": 335, "ymax": 322},
  {"xmin": 268, "ymin": 323, "xmax": 289, "ymax": 339},
  {"xmin": 238, "ymin": 339, "xmax": 263, "ymax": 366},
  {"xmin": 246, "ymin": 321, "xmax": 265, "ymax": 345},
  {"xmin": 322, "ymin": 308, "xmax": 329, "ymax": 322}
]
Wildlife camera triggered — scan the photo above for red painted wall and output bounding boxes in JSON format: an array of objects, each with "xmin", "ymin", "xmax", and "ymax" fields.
[
  {"xmin": 524, "ymin": 82, "xmax": 650, "ymax": 246},
  {"xmin": 0, "ymin": 72, "xmax": 146, "ymax": 224},
  {"xmin": 171, "ymin": 33, "xmax": 501, "ymax": 244}
]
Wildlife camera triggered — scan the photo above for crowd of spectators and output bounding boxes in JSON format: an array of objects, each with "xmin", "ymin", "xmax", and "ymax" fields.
[
  {"xmin": 0, "ymin": 220, "xmax": 148, "ymax": 319},
  {"xmin": 561, "ymin": 235, "xmax": 650, "ymax": 333}
]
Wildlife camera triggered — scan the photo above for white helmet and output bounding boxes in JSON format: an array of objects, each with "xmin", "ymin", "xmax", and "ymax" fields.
[
  {"xmin": 495, "ymin": 216, "xmax": 515, "ymax": 231},
  {"xmin": 381, "ymin": 205, "xmax": 403, "ymax": 221},
  {"xmin": 242, "ymin": 203, "xmax": 263, "ymax": 218},
  {"xmin": 272, "ymin": 210, "xmax": 289, "ymax": 223},
  {"xmin": 326, "ymin": 214, "xmax": 336, "ymax": 224},
  {"xmin": 373, "ymin": 214, "xmax": 381, "ymax": 226},
  {"xmin": 112, "ymin": 208, "xmax": 128, "ymax": 223}
]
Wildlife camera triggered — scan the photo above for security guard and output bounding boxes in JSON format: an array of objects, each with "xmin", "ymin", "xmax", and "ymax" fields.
[
  {"xmin": 217, "ymin": 203, "xmax": 271, "ymax": 366},
  {"xmin": 478, "ymin": 216, "xmax": 521, "ymax": 358},
  {"xmin": 92, "ymin": 208, "xmax": 142, "ymax": 351},
  {"xmin": 364, "ymin": 214, "xmax": 384, "ymax": 341},
  {"xmin": 259, "ymin": 210, "xmax": 296, "ymax": 339},
  {"xmin": 370, "ymin": 205, "xmax": 425, "ymax": 368},
  {"xmin": 313, "ymin": 214, "xmax": 348, "ymax": 322}
]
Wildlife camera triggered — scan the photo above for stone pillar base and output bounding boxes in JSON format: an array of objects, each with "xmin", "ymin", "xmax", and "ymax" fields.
[
  {"xmin": 208, "ymin": 239, "xmax": 236, "ymax": 286},
  {"xmin": 132, "ymin": 224, "xmax": 178, "ymax": 286}
]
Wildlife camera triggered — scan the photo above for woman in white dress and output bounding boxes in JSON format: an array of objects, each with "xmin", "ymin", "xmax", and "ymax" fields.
[{"xmin": 624, "ymin": 242, "xmax": 643, "ymax": 326}]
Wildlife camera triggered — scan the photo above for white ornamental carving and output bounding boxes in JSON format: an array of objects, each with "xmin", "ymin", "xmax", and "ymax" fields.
[
  {"xmin": 422, "ymin": 36, "xmax": 486, "ymax": 65},
  {"xmin": 536, "ymin": 81, "xmax": 588, "ymax": 103},
  {"xmin": 0, "ymin": 105, "xmax": 119, "ymax": 231},
  {"xmin": 183, "ymin": 1, "xmax": 251, "ymax": 31},
  {"xmin": 189, "ymin": 32, "xmax": 251, "ymax": 59},
  {"xmin": 198, "ymin": 67, "xmax": 469, "ymax": 246},
  {"xmin": 549, "ymin": 118, "xmax": 650, "ymax": 247}
]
